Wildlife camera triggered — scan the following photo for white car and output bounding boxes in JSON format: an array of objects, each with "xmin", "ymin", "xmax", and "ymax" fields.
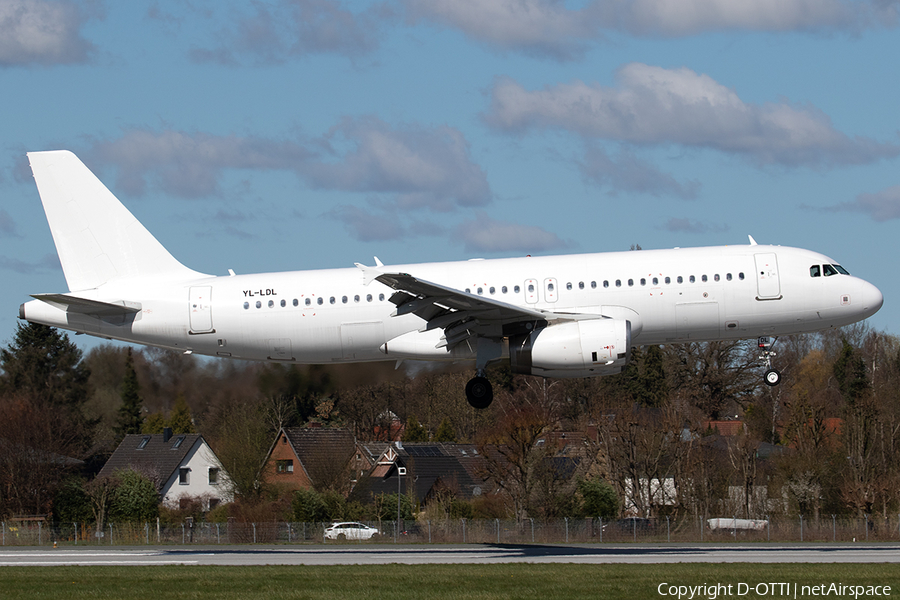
[{"xmin": 324, "ymin": 522, "xmax": 380, "ymax": 541}]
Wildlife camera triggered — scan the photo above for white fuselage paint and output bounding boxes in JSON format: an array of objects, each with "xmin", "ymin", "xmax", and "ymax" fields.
[{"xmin": 21, "ymin": 243, "xmax": 883, "ymax": 367}]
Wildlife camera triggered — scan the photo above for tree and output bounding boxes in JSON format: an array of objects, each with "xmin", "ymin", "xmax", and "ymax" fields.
[
  {"xmin": 433, "ymin": 418, "xmax": 457, "ymax": 443},
  {"xmin": 142, "ymin": 412, "xmax": 167, "ymax": 434},
  {"xmin": 168, "ymin": 394, "xmax": 196, "ymax": 434},
  {"xmin": 109, "ymin": 469, "xmax": 159, "ymax": 523},
  {"xmin": 291, "ymin": 488, "xmax": 328, "ymax": 522},
  {"xmin": 116, "ymin": 348, "xmax": 143, "ymax": 439},
  {"xmin": 577, "ymin": 478, "xmax": 618, "ymax": 519},
  {"xmin": 0, "ymin": 322, "xmax": 90, "ymax": 410},
  {"xmin": 403, "ymin": 415, "xmax": 429, "ymax": 442},
  {"xmin": 0, "ymin": 323, "xmax": 93, "ymax": 450},
  {"xmin": 834, "ymin": 339, "xmax": 877, "ymax": 515}
]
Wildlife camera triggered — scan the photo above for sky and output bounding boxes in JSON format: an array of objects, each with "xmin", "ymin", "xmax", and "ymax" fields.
[{"xmin": 1, "ymin": 0, "xmax": 899, "ymax": 355}]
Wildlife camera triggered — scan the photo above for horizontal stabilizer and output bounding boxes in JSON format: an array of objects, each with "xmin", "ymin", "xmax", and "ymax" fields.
[{"xmin": 31, "ymin": 293, "xmax": 141, "ymax": 317}]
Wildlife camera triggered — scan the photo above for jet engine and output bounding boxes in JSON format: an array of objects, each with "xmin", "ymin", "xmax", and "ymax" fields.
[{"xmin": 509, "ymin": 318, "xmax": 631, "ymax": 378}]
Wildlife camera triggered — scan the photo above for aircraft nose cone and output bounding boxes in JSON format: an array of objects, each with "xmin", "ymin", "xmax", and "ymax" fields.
[{"xmin": 861, "ymin": 280, "xmax": 884, "ymax": 317}]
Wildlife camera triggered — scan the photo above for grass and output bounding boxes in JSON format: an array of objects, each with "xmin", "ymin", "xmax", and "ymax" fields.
[{"xmin": 2, "ymin": 564, "xmax": 899, "ymax": 599}]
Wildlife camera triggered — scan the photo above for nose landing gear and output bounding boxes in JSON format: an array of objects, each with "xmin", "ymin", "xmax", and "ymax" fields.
[{"xmin": 759, "ymin": 336, "xmax": 781, "ymax": 387}]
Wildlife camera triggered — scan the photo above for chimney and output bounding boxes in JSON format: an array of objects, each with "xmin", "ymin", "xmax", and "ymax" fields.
[{"xmin": 163, "ymin": 427, "xmax": 172, "ymax": 443}]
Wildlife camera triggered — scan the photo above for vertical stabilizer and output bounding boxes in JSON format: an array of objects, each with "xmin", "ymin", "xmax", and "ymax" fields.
[{"xmin": 28, "ymin": 150, "xmax": 206, "ymax": 292}]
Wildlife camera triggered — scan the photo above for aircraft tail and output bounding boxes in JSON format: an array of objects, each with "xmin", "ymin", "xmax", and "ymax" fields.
[{"xmin": 28, "ymin": 150, "xmax": 206, "ymax": 292}]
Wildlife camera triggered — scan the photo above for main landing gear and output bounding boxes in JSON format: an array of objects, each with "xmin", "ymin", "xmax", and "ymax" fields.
[
  {"xmin": 465, "ymin": 372, "xmax": 493, "ymax": 410},
  {"xmin": 759, "ymin": 336, "xmax": 781, "ymax": 387}
]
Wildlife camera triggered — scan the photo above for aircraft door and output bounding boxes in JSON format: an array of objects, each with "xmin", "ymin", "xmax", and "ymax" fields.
[
  {"xmin": 544, "ymin": 278, "xmax": 558, "ymax": 303},
  {"xmin": 754, "ymin": 253, "xmax": 781, "ymax": 299},
  {"xmin": 189, "ymin": 286, "xmax": 214, "ymax": 333},
  {"xmin": 524, "ymin": 279, "xmax": 538, "ymax": 304}
]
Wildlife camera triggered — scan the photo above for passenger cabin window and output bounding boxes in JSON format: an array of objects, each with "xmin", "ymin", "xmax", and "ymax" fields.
[
  {"xmin": 514, "ymin": 285, "xmax": 521, "ymax": 293},
  {"xmin": 810, "ymin": 265, "xmax": 821, "ymax": 277},
  {"xmin": 305, "ymin": 298, "xmax": 311, "ymax": 306},
  {"xmin": 317, "ymin": 298, "xmax": 324, "ymax": 305}
]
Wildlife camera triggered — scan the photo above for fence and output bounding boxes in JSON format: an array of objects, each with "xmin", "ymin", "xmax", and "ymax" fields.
[{"xmin": 2, "ymin": 515, "xmax": 899, "ymax": 546}]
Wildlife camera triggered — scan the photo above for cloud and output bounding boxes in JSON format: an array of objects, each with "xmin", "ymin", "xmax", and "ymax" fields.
[
  {"xmin": 0, "ymin": 209, "xmax": 19, "ymax": 237},
  {"xmin": 325, "ymin": 204, "xmax": 406, "ymax": 242},
  {"xmin": 402, "ymin": 0, "xmax": 897, "ymax": 59},
  {"xmin": 579, "ymin": 147, "xmax": 700, "ymax": 199},
  {"xmin": 826, "ymin": 185, "xmax": 900, "ymax": 221},
  {"xmin": 88, "ymin": 130, "xmax": 312, "ymax": 197},
  {"xmin": 485, "ymin": 64, "xmax": 899, "ymax": 167},
  {"xmin": 454, "ymin": 212, "xmax": 567, "ymax": 253},
  {"xmin": 0, "ymin": 0, "xmax": 98, "ymax": 66},
  {"xmin": 189, "ymin": 0, "xmax": 391, "ymax": 65},
  {"xmin": 660, "ymin": 217, "xmax": 729, "ymax": 234},
  {"xmin": 0, "ymin": 252, "xmax": 60, "ymax": 274},
  {"xmin": 303, "ymin": 116, "xmax": 492, "ymax": 211},
  {"xmin": 592, "ymin": 0, "xmax": 883, "ymax": 37},
  {"xmin": 85, "ymin": 122, "xmax": 490, "ymax": 211},
  {"xmin": 403, "ymin": 0, "xmax": 601, "ymax": 61}
]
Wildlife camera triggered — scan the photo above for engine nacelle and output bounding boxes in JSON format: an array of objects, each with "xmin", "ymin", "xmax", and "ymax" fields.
[{"xmin": 509, "ymin": 318, "xmax": 631, "ymax": 378}]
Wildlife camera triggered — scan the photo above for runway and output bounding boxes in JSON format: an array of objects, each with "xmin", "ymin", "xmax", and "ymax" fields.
[{"xmin": 1, "ymin": 544, "xmax": 899, "ymax": 566}]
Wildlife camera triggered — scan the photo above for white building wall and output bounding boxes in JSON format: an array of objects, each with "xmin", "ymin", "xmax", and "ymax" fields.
[{"xmin": 160, "ymin": 439, "xmax": 233, "ymax": 510}]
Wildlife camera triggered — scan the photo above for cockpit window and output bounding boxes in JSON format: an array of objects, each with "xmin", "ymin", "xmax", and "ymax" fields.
[
  {"xmin": 810, "ymin": 265, "xmax": 821, "ymax": 278},
  {"xmin": 823, "ymin": 264, "xmax": 839, "ymax": 277},
  {"xmin": 833, "ymin": 264, "xmax": 849, "ymax": 275}
]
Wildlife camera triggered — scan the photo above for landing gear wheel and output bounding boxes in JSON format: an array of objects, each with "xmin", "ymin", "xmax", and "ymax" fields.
[
  {"xmin": 764, "ymin": 369, "xmax": 781, "ymax": 387},
  {"xmin": 465, "ymin": 376, "xmax": 493, "ymax": 409}
]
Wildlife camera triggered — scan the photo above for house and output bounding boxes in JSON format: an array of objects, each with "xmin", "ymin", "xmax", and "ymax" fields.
[
  {"xmin": 97, "ymin": 429, "xmax": 232, "ymax": 511},
  {"xmin": 262, "ymin": 426, "xmax": 357, "ymax": 492},
  {"xmin": 356, "ymin": 442, "xmax": 490, "ymax": 506}
]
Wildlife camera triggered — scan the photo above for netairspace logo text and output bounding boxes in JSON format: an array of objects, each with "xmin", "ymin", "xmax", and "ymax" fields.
[{"xmin": 657, "ymin": 582, "xmax": 892, "ymax": 599}]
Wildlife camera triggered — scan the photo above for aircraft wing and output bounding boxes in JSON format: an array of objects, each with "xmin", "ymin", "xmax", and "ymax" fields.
[{"xmin": 375, "ymin": 271, "xmax": 573, "ymax": 350}]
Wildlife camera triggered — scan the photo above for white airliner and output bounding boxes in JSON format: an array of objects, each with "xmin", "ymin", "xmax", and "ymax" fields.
[{"xmin": 20, "ymin": 151, "xmax": 883, "ymax": 408}]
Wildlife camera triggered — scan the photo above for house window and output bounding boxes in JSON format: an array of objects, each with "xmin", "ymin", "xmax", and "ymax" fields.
[
  {"xmin": 208, "ymin": 467, "xmax": 219, "ymax": 485},
  {"xmin": 179, "ymin": 467, "xmax": 190, "ymax": 485},
  {"xmin": 276, "ymin": 459, "xmax": 294, "ymax": 474},
  {"xmin": 137, "ymin": 436, "xmax": 150, "ymax": 449},
  {"xmin": 172, "ymin": 436, "xmax": 185, "ymax": 449},
  {"xmin": 209, "ymin": 498, "xmax": 220, "ymax": 510}
]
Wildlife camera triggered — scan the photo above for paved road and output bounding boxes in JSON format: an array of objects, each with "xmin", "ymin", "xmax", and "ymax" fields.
[{"xmin": 1, "ymin": 544, "xmax": 898, "ymax": 566}]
